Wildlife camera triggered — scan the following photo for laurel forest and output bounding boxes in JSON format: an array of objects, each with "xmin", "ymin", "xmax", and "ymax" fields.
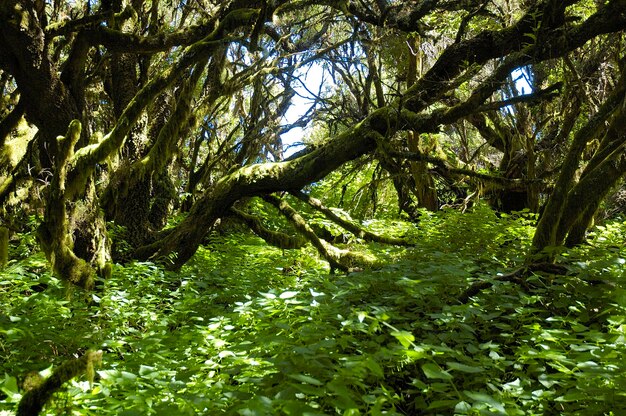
[{"xmin": 1, "ymin": 0, "xmax": 626, "ymax": 414}]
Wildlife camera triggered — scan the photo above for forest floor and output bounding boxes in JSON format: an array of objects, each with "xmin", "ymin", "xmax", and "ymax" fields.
[{"xmin": 1, "ymin": 205, "xmax": 625, "ymax": 415}]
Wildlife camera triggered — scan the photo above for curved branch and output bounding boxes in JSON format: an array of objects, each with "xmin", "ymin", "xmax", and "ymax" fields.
[
  {"xmin": 17, "ymin": 350, "xmax": 102, "ymax": 416},
  {"xmin": 0, "ymin": 99, "xmax": 24, "ymax": 147},
  {"xmin": 263, "ymin": 194, "xmax": 373, "ymax": 273},
  {"xmin": 37, "ymin": 120, "xmax": 96, "ymax": 289},
  {"xmin": 67, "ymin": 9, "xmax": 259, "ymax": 197},
  {"xmin": 230, "ymin": 206, "xmax": 307, "ymax": 249},
  {"xmin": 387, "ymin": 150, "xmax": 543, "ymax": 187},
  {"xmin": 533, "ymin": 67, "xmax": 626, "ymax": 252},
  {"xmin": 263, "ymin": 194, "xmax": 346, "ymax": 272},
  {"xmin": 290, "ymin": 190, "xmax": 412, "ymax": 246},
  {"xmin": 82, "ymin": 19, "xmax": 219, "ymax": 53}
]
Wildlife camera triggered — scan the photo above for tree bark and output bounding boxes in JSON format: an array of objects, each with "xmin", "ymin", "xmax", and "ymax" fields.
[
  {"xmin": 37, "ymin": 121, "xmax": 96, "ymax": 289},
  {"xmin": 0, "ymin": 226, "xmax": 8, "ymax": 268},
  {"xmin": 406, "ymin": 34, "xmax": 438, "ymax": 211}
]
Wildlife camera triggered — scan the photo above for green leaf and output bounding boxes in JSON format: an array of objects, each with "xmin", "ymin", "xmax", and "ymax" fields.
[
  {"xmin": 427, "ymin": 399, "xmax": 458, "ymax": 409},
  {"xmin": 454, "ymin": 401, "xmax": 472, "ymax": 412},
  {"xmin": 555, "ymin": 390, "xmax": 587, "ymax": 402},
  {"xmin": 390, "ymin": 330, "xmax": 414, "ymax": 348},
  {"xmin": 0, "ymin": 374, "xmax": 20, "ymax": 402},
  {"xmin": 218, "ymin": 350, "xmax": 236, "ymax": 358},
  {"xmin": 138, "ymin": 365, "xmax": 156, "ymax": 376},
  {"xmin": 120, "ymin": 371, "xmax": 137, "ymax": 381},
  {"xmin": 363, "ymin": 357, "xmax": 384, "ymax": 378},
  {"xmin": 446, "ymin": 361, "xmax": 485, "ymax": 373},
  {"xmin": 463, "ymin": 391, "xmax": 506, "ymax": 413},
  {"xmin": 422, "ymin": 363, "xmax": 453, "ymax": 380},
  {"xmin": 288, "ymin": 373, "xmax": 324, "ymax": 385},
  {"xmin": 279, "ymin": 291, "xmax": 298, "ymax": 299},
  {"xmin": 288, "ymin": 382, "xmax": 324, "ymax": 396}
]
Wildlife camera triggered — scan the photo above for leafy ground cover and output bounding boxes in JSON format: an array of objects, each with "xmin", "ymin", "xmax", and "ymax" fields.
[{"xmin": 1, "ymin": 205, "xmax": 625, "ymax": 415}]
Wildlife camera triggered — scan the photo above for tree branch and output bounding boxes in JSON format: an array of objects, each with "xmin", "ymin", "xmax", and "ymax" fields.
[
  {"xmin": 17, "ymin": 350, "xmax": 102, "ymax": 416},
  {"xmin": 230, "ymin": 206, "xmax": 307, "ymax": 249},
  {"xmin": 290, "ymin": 190, "xmax": 413, "ymax": 246},
  {"xmin": 387, "ymin": 150, "xmax": 543, "ymax": 187}
]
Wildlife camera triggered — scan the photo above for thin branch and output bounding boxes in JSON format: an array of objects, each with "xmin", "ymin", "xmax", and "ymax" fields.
[
  {"xmin": 457, "ymin": 263, "xmax": 569, "ymax": 304},
  {"xmin": 387, "ymin": 150, "xmax": 543, "ymax": 186}
]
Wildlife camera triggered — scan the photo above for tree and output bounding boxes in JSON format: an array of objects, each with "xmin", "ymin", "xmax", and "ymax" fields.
[{"xmin": 1, "ymin": 0, "xmax": 625, "ymax": 287}]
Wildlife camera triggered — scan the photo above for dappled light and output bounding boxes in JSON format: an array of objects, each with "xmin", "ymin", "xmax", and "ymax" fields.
[
  {"xmin": 2, "ymin": 209, "xmax": 626, "ymax": 414},
  {"xmin": 1, "ymin": 0, "xmax": 626, "ymax": 414}
]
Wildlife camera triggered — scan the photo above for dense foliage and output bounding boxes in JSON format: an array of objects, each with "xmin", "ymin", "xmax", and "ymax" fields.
[
  {"xmin": 1, "ymin": 206, "xmax": 625, "ymax": 415},
  {"xmin": 1, "ymin": 0, "xmax": 626, "ymax": 413},
  {"xmin": 2, "ymin": 0, "xmax": 626, "ymax": 281}
]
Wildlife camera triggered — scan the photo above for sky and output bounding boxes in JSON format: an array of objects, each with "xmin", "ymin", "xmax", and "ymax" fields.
[
  {"xmin": 280, "ymin": 63, "xmax": 327, "ymax": 157},
  {"xmin": 280, "ymin": 65, "xmax": 534, "ymax": 157}
]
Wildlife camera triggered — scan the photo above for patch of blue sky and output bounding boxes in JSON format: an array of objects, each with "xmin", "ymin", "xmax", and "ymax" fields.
[
  {"xmin": 512, "ymin": 67, "xmax": 533, "ymax": 95},
  {"xmin": 280, "ymin": 62, "xmax": 329, "ymax": 157}
]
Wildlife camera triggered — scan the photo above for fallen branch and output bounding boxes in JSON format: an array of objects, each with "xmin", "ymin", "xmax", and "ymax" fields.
[{"xmin": 263, "ymin": 194, "xmax": 374, "ymax": 273}]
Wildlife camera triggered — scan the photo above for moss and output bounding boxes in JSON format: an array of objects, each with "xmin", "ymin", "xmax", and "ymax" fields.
[
  {"xmin": 16, "ymin": 351, "xmax": 102, "ymax": 416},
  {"xmin": 54, "ymin": 246, "xmax": 96, "ymax": 290},
  {"xmin": 38, "ymin": 120, "xmax": 98, "ymax": 290},
  {"xmin": 0, "ymin": 226, "xmax": 8, "ymax": 268},
  {"xmin": 0, "ymin": 117, "xmax": 35, "ymax": 170},
  {"xmin": 231, "ymin": 207, "xmax": 307, "ymax": 249}
]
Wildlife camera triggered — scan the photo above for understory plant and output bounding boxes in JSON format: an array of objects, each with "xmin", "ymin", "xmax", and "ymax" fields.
[{"xmin": 0, "ymin": 207, "xmax": 624, "ymax": 415}]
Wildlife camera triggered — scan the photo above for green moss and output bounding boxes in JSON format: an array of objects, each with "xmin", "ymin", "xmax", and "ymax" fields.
[
  {"xmin": 38, "ymin": 120, "xmax": 98, "ymax": 290},
  {"xmin": 0, "ymin": 226, "xmax": 8, "ymax": 268},
  {"xmin": 16, "ymin": 351, "xmax": 102, "ymax": 416}
]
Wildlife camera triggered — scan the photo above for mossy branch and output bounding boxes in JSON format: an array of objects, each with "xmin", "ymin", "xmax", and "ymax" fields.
[
  {"xmin": 45, "ymin": 9, "xmax": 124, "ymax": 37},
  {"xmin": 291, "ymin": 191, "xmax": 412, "ymax": 246},
  {"xmin": 387, "ymin": 150, "xmax": 541, "ymax": 187},
  {"xmin": 16, "ymin": 350, "xmax": 103, "ymax": 416},
  {"xmin": 230, "ymin": 207, "xmax": 307, "ymax": 249},
  {"xmin": 140, "ymin": 62, "xmax": 205, "ymax": 176},
  {"xmin": 532, "ymin": 69, "xmax": 626, "ymax": 253},
  {"xmin": 262, "ymin": 194, "xmax": 347, "ymax": 272},
  {"xmin": 263, "ymin": 194, "xmax": 375, "ymax": 272},
  {"xmin": 0, "ymin": 100, "xmax": 25, "ymax": 147},
  {"xmin": 38, "ymin": 120, "xmax": 96, "ymax": 290},
  {"xmin": 68, "ymin": 8, "xmax": 260, "ymax": 192},
  {"xmin": 136, "ymin": 4, "xmax": 626, "ymax": 269},
  {"xmin": 0, "ymin": 226, "xmax": 8, "ymax": 268}
]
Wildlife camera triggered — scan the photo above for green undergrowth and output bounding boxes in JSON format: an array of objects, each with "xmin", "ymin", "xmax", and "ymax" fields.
[{"xmin": 0, "ymin": 206, "xmax": 625, "ymax": 415}]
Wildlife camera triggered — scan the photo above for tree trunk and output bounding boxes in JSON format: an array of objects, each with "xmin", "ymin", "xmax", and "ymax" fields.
[
  {"xmin": 532, "ymin": 69, "xmax": 626, "ymax": 254},
  {"xmin": 0, "ymin": 226, "xmax": 8, "ymax": 268},
  {"xmin": 37, "ymin": 121, "xmax": 96, "ymax": 290},
  {"xmin": 406, "ymin": 34, "xmax": 438, "ymax": 211}
]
